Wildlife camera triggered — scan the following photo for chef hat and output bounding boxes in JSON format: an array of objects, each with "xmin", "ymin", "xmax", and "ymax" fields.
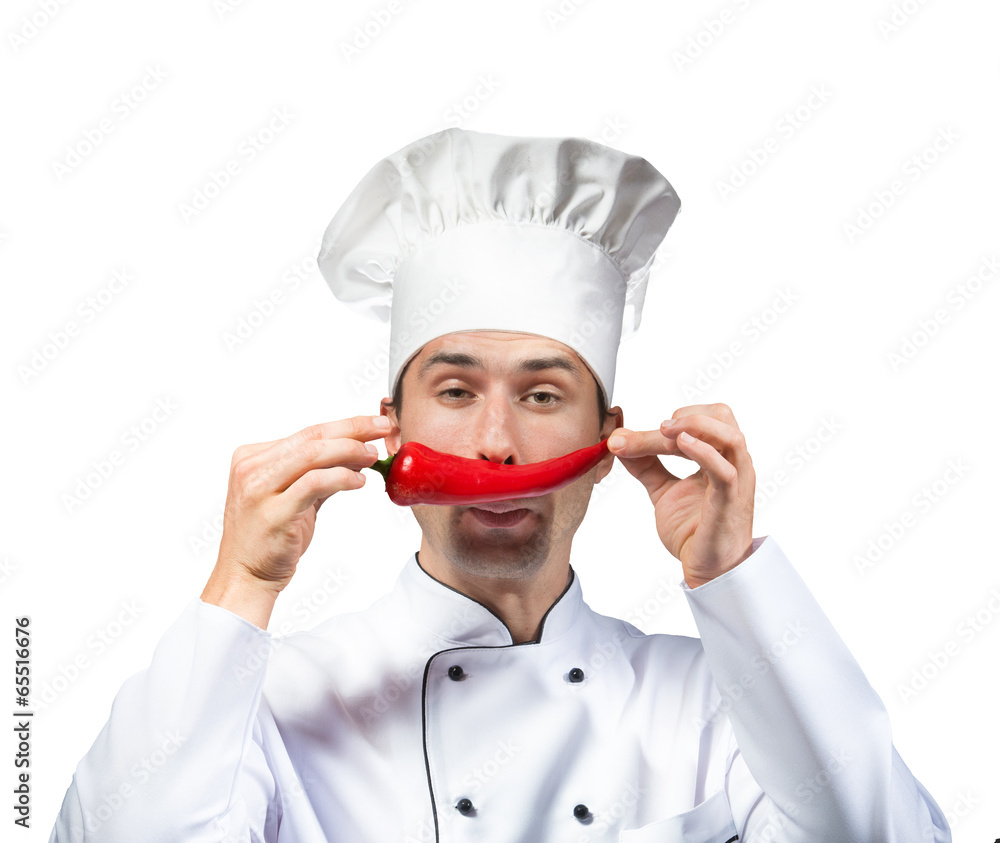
[{"xmin": 318, "ymin": 127, "xmax": 681, "ymax": 404}]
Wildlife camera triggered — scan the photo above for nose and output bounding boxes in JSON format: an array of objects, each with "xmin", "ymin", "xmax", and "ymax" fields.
[{"xmin": 473, "ymin": 392, "xmax": 520, "ymax": 465}]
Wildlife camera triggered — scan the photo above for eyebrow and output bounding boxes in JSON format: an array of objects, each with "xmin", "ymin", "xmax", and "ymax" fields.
[{"xmin": 417, "ymin": 350, "xmax": 585, "ymax": 383}]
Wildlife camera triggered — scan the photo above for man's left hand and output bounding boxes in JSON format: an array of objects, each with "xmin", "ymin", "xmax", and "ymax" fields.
[{"xmin": 607, "ymin": 403, "xmax": 755, "ymax": 587}]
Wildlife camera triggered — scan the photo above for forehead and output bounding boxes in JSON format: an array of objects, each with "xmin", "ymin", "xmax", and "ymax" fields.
[{"xmin": 410, "ymin": 331, "xmax": 587, "ymax": 380}]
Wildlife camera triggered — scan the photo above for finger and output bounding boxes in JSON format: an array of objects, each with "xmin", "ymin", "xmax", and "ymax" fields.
[
  {"xmin": 667, "ymin": 418, "xmax": 754, "ymax": 503},
  {"xmin": 230, "ymin": 415, "xmax": 390, "ymax": 473},
  {"xmin": 611, "ymin": 418, "xmax": 745, "ymax": 467},
  {"xmin": 610, "ymin": 415, "xmax": 752, "ymax": 489},
  {"xmin": 663, "ymin": 418, "xmax": 753, "ymax": 501},
  {"xmin": 240, "ymin": 439, "xmax": 378, "ymax": 501},
  {"xmin": 267, "ymin": 415, "xmax": 394, "ymax": 459},
  {"xmin": 674, "ymin": 431, "xmax": 739, "ymax": 498},
  {"xmin": 609, "ymin": 427, "xmax": 683, "ymax": 460},
  {"xmin": 613, "ymin": 449, "xmax": 684, "ymax": 500},
  {"xmin": 235, "ymin": 416, "xmax": 391, "ymax": 495},
  {"xmin": 240, "ymin": 415, "xmax": 390, "ymax": 470},
  {"xmin": 271, "ymin": 438, "xmax": 383, "ymax": 495},
  {"xmin": 667, "ymin": 403, "xmax": 741, "ymax": 429},
  {"xmin": 281, "ymin": 466, "xmax": 369, "ymax": 518},
  {"xmin": 659, "ymin": 416, "xmax": 752, "ymax": 475}
]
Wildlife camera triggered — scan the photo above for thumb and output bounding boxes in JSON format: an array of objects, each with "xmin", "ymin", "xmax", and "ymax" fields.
[{"xmin": 611, "ymin": 449, "xmax": 680, "ymax": 502}]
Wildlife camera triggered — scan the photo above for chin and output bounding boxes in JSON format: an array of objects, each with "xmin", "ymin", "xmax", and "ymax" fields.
[{"xmin": 445, "ymin": 530, "xmax": 552, "ymax": 580}]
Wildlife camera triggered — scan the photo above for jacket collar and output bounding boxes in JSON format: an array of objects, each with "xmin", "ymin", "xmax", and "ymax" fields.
[{"xmin": 391, "ymin": 552, "xmax": 583, "ymax": 648}]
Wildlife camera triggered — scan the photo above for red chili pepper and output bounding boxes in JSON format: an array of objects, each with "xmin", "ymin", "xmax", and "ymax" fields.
[{"xmin": 368, "ymin": 438, "xmax": 611, "ymax": 506}]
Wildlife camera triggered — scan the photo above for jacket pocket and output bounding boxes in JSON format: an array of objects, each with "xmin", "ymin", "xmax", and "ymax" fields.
[{"xmin": 618, "ymin": 789, "xmax": 738, "ymax": 843}]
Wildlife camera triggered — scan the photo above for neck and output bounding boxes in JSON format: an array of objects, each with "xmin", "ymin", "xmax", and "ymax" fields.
[{"xmin": 416, "ymin": 542, "xmax": 571, "ymax": 644}]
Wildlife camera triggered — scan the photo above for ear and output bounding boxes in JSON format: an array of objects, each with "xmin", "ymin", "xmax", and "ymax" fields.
[
  {"xmin": 595, "ymin": 405, "xmax": 624, "ymax": 483},
  {"xmin": 601, "ymin": 405, "xmax": 624, "ymax": 439},
  {"xmin": 380, "ymin": 398, "xmax": 402, "ymax": 455}
]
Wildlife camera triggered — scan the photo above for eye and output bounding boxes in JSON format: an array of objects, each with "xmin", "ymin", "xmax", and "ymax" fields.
[
  {"xmin": 528, "ymin": 391, "xmax": 557, "ymax": 405},
  {"xmin": 439, "ymin": 387, "xmax": 471, "ymax": 400}
]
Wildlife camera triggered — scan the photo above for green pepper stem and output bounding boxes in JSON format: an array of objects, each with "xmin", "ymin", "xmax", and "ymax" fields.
[{"xmin": 368, "ymin": 454, "xmax": 395, "ymax": 484}]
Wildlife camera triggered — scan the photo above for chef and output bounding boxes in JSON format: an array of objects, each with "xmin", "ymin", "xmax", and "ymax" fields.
[{"xmin": 50, "ymin": 128, "xmax": 951, "ymax": 842}]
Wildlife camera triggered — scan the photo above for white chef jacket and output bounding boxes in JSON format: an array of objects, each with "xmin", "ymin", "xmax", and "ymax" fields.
[{"xmin": 50, "ymin": 536, "xmax": 950, "ymax": 842}]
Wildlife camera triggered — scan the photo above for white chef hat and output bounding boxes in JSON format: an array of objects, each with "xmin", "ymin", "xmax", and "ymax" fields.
[{"xmin": 317, "ymin": 127, "xmax": 681, "ymax": 404}]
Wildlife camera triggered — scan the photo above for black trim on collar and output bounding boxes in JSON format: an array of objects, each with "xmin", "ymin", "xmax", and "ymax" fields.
[
  {"xmin": 419, "ymin": 656, "xmax": 440, "ymax": 842},
  {"xmin": 415, "ymin": 553, "xmax": 578, "ymax": 842},
  {"xmin": 533, "ymin": 565, "xmax": 576, "ymax": 643},
  {"xmin": 414, "ymin": 550, "xmax": 576, "ymax": 645}
]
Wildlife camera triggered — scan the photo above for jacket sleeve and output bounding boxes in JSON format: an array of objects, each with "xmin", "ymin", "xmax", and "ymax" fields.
[
  {"xmin": 682, "ymin": 536, "xmax": 952, "ymax": 843},
  {"xmin": 48, "ymin": 599, "xmax": 278, "ymax": 843}
]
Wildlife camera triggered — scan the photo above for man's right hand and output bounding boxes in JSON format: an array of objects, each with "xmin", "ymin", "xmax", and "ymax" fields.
[{"xmin": 200, "ymin": 415, "xmax": 392, "ymax": 629}]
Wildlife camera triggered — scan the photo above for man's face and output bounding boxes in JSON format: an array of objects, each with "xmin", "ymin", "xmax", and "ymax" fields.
[{"xmin": 382, "ymin": 331, "xmax": 621, "ymax": 581}]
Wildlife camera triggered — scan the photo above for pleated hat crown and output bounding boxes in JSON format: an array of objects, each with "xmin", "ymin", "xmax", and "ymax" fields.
[{"xmin": 318, "ymin": 127, "xmax": 681, "ymax": 403}]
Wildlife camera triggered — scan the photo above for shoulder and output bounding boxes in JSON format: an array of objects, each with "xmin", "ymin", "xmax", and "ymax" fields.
[
  {"xmin": 277, "ymin": 586, "xmax": 399, "ymax": 647},
  {"xmin": 578, "ymin": 601, "xmax": 709, "ymax": 674}
]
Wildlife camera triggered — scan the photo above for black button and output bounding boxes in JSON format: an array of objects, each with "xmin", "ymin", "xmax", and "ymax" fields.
[
  {"xmin": 456, "ymin": 797, "xmax": 474, "ymax": 814},
  {"xmin": 568, "ymin": 667, "xmax": 585, "ymax": 683},
  {"xmin": 448, "ymin": 665, "xmax": 465, "ymax": 681},
  {"xmin": 574, "ymin": 803, "xmax": 590, "ymax": 820}
]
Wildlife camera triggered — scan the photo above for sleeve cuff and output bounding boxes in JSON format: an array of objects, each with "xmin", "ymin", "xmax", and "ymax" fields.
[{"xmin": 680, "ymin": 535, "xmax": 771, "ymax": 594}]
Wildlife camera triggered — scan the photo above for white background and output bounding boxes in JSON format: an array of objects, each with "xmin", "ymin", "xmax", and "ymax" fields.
[{"xmin": 2, "ymin": 0, "xmax": 997, "ymax": 839}]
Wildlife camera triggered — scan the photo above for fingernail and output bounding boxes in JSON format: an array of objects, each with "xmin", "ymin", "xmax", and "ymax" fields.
[
  {"xmin": 366, "ymin": 443, "xmax": 379, "ymax": 457},
  {"xmin": 679, "ymin": 431, "xmax": 695, "ymax": 443},
  {"xmin": 661, "ymin": 419, "xmax": 676, "ymax": 427},
  {"xmin": 373, "ymin": 416, "xmax": 391, "ymax": 430},
  {"xmin": 608, "ymin": 434, "xmax": 626, "ymax": 450}
]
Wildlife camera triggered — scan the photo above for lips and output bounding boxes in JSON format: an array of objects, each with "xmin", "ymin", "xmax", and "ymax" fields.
[
  {"xmin": 467, "ymin": 502, "xmax": 533, "ymax": 528},
  {"xmin": 467, "ymin": 501, "xmax": 532, "ymax": 514}
]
